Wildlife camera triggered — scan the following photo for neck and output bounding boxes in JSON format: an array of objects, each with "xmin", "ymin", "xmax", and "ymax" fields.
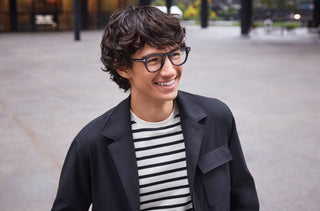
[{"xmin": 130, "ymin": 98, "xmax": 174, "ymax": 122}]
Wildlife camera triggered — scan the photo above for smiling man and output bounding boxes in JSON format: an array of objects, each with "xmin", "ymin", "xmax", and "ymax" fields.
[{"xmin": 52, "ymin": 6, "xmax": 259, "ymax": 211}]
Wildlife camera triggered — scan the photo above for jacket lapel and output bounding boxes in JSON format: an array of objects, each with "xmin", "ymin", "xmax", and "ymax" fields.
[
  {"xmin": 100, "ymin": 96, "xmax": 140, "ymax": 211},
  {"xmin": 177, "ymin": 91, "xmax": 207, "ymax": 194}
]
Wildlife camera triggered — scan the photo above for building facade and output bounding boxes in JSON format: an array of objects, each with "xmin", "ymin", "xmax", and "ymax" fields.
[{"xmin": 0, "ymin": 0, "xmax": 133, "ymax": 32}]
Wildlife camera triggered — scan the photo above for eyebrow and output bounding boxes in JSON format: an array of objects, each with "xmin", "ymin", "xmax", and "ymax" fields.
[
  {"xmin": 138, "ymin": 52, "xmax": 157, "ymax": 59},
  {"xmin": 140, "ymin": 48, "xmax": 179, "ymax": 59}
]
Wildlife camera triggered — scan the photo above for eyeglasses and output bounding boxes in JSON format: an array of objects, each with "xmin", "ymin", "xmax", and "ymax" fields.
[{"xmin": 131, "ymin": 46, "xmax": 191, "ymax": 73}]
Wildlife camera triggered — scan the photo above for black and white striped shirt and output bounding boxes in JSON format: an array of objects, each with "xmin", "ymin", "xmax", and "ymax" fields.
[{"xmin": 131, "ymin": 105, "xmax": 193, "ymax": 211}]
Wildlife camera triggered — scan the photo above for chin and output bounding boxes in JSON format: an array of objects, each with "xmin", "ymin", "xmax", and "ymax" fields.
[{"xmin": 162, "ymin": 89, "xmax": 179, "ymax": 101}]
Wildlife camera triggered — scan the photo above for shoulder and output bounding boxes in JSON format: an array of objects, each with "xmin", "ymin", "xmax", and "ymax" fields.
[
  {"xmin": 72, "ymin": 95, "xmax": 130, "ymax": 149},
  {"xmin": 178, "ymin": 91, "xmax": 236, "ymax": 141},
  {"xmin": 178, "ymin": 91, "xmax": 233, "ymax": 120},
  {"xmin": 79, "ymin": 107, "xmax": 115, "ymax": 137},
  {"xmin": 71, "ymin": 107, "xmax": 115, "ymax": 149}
]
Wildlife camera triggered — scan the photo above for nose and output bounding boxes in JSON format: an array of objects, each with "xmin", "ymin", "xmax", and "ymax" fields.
[{"xmin": 159, "ymin": 56, "xmax": 176, "ymax": 77}]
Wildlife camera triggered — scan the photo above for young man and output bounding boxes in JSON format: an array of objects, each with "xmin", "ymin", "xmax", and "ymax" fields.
[{"xmin": 52, "ymin": 6, "xmax": 259, "ymax": 211}]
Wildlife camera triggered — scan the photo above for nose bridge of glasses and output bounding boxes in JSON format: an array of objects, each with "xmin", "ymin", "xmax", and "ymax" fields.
[
  {"xmin": 163, "ymin": 51, "xmax": 176, "ymax": 67},
  {"xmin": 169, "ymin": 49, "xmax": 182, "ymax": 64},
  {"xmin": 161, "ymin": 54, "xmax": 177, "ymax": 72}
]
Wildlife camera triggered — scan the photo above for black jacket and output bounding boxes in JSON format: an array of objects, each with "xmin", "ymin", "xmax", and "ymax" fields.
[{"xmin": 52, "ymin": 91, "xmax": 259, "ymax": 211}]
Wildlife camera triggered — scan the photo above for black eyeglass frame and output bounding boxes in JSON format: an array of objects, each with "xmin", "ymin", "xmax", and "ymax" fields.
[{"xmin": 131, "ymin": 46, "xmax": 191, "ymax": 73}]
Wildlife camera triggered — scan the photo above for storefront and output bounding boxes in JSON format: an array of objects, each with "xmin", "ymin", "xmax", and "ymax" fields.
[{"xmin": 0, "ymin": 0, "xmax": 131, "ymax": 32}]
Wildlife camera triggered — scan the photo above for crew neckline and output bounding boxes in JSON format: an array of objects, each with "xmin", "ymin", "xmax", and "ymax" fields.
[{"xmin": 130, "ymin": 102, "xmax": 178, "ymax": 128}]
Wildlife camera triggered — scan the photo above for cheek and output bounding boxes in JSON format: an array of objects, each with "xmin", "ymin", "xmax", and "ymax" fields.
[
  {"xmin": 177, "ymin": 67, "xmax": 183, "ymax": 76},
  {"xmin": 132, "ymin": 72, "xmax": 154, "ymax": 86}
]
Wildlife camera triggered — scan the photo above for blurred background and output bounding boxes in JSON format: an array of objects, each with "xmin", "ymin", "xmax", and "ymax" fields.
[
  {"xmin": 0, "ymin": 0, "xmax": 320, "ymax": 211},
  {"xmin": 0, "ymin": 0, "xmax": 319, "ymax": 34}
]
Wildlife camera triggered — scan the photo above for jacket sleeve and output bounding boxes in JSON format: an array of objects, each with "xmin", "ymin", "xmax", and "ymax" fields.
[
  {"xmin": 51, "ymin": 138, "xmax": 92, "ymax": 211},
  {"xmin": 228, "ymin": 116, "xmax": 259, "ymax": 211}
]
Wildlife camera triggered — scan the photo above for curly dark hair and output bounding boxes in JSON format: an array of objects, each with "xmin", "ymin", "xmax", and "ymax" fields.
[{"xmin": 100, "ymin": 6, "xmax": 186, "ymax": 91}]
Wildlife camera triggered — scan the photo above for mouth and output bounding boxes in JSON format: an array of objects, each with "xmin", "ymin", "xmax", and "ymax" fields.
[{"xmin": 154, "ymin": 78, "xmax": 176, "ymax": 87}]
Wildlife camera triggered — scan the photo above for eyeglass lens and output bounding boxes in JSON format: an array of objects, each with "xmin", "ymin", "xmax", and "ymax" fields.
[{"xmin": 146, "ymin": 48, "xmax": 188, "ymax": 72}]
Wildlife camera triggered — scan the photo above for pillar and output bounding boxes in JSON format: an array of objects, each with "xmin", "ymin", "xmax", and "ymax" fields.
[
  {"xmin": 73, "ymin": 0, "xmax": 80, "ymax": 40},
  {"xmin": 201, "ymin": 0, "xmax": 208, "ymax": 28},
  {"xmin": 240, "ymin": 0, "xmax": 252, "ymax": 35},
  {"xmin": 140, "ymin": 0, "xmax": 151, "ymax": 6},
  {"xmin": 166, "ymin": 0, "xmax": 172, "ymax": 14},
  {"xmin": 9, "ymin": 0, "xmax": 18, "ymax": 31},
  {"xmin": 314, "ymin": 0, "xmax": 320, "ymax": 27}
]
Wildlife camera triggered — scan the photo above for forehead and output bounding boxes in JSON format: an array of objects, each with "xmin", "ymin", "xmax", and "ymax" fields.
[{"xmin": 133, "ymin": 44, "xmax": 177, "ymax": 58}]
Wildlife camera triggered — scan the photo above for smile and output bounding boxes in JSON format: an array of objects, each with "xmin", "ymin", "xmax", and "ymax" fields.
[{"xmin": 155, "ymin": 78, "xmax": 175, "ymax": 86}]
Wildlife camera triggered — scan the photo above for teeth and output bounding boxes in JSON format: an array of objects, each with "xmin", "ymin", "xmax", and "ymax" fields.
[{"xmin": 157, "ymin": 79, "xmax": 175, "ymax": 86}]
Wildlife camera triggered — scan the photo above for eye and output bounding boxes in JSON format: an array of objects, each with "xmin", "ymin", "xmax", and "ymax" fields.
[
  {"xmin": 171, "ymin": 51, "xmax": 181, "ymax": 59},
  {"xmin": 146, "ymin": 56, "xmax": 161, "ymax": 64}
]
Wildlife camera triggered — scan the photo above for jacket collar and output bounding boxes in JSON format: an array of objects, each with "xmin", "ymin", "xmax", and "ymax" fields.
[
  {"xmin": 100, "ymin": 91, "xmax": 207, "ymax": 210},
  {"xmin": 176, "ymin": 91, "xmax": 207, "ymax": 197},
  {"xmin": 100, "ymin": 96, "xmax": 141, "ymax": 211}
]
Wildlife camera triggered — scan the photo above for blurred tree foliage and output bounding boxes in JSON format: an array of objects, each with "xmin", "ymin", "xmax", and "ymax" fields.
[
  {"xmin": 151, "ymin": 0, "xmax": 301, "ymax": 21},
  {"xmin": 216, "ymin": 6, "xmax": 238, "ymax": 20},
  {"xmin": 255, "ymin": 0, "xmax": 299, "ymax": 11},
  {"xmin": 182, "ymin": 0, "xmax": 216, "ymax": 20},
  {"xmin": 152, "ymin": 0, "xmax": 166, "ymax": 6}
]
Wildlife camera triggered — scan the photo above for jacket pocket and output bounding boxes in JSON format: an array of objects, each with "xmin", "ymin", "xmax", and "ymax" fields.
[{"xmin": 198, "ymin": 145, "xmax": 233, "ymax": 207}]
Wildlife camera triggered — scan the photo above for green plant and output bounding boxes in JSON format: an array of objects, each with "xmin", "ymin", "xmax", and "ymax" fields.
[
  {"xmin": 183, "ymin": 4, "xmax": 199, "ymax": 20},
  {"xmin": 182, "ymin": 0, "xmax": 214, "ymax": 21},
  {"xmin": 151, "ymin": 0, "xmax": 166, "ymax": 6}
]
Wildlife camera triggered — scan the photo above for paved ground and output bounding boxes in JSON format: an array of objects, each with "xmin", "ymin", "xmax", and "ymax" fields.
[{"xmin": 0, "ymin": 26, "xmax": 319, "ymax": 211}]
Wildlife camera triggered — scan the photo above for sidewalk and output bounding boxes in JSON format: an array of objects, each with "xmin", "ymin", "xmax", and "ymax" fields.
[{"xmin": 0, "ymin": 26, "xmax": 319, "ymax": 210}]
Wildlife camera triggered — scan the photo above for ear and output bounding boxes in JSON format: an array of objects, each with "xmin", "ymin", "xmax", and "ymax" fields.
[{"xmin": 116, "ymin": 66, "xmax": 131, "ymax": 79}]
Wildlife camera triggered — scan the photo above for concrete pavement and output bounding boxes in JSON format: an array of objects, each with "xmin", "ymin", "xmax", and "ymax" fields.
[{"xmin": 0, "ymin": 26, "xmax": 319, "ymax": 210}]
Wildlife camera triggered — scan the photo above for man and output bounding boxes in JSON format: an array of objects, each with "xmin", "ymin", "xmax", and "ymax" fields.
[{"xmin": 52, "ymin": 6, "xmax": 259, "ymax": 211}]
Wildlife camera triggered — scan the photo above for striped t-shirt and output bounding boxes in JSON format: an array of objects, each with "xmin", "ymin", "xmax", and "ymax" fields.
[{"xmin": 130, "ymin": 105, "xmax": 193, "ymax": 211}]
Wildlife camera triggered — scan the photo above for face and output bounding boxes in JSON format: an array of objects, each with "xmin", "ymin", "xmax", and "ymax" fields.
[{"xmin": 119, "ymin": 44, "xmax": 183, "ymax": 107}]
